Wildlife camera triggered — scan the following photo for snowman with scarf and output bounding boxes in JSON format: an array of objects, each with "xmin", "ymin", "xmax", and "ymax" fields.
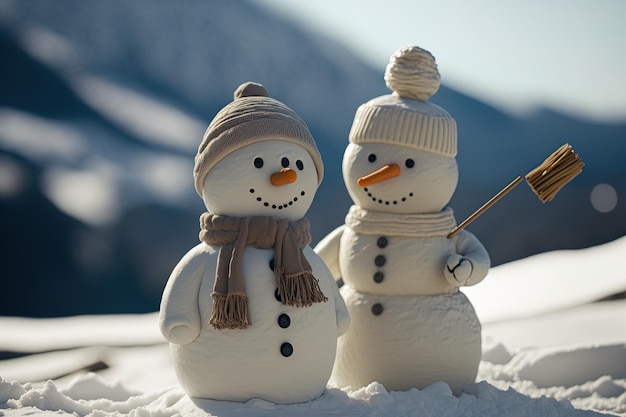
[
  {"xmin": 315, "ymin": 46, "xmax": 490, "ymax": 395},
  {"xmin": 159, "ymin": 82, "xmax": 349, "ymax": 404}
]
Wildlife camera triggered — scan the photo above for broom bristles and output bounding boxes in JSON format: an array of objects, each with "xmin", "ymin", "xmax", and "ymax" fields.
[
  {"xmin": 447, "ymin": 143, "xmax": 584, "ymax": 239},
  {"xmin": 524, "ymin": 143, "xmax": 584, "ymax": 202}
]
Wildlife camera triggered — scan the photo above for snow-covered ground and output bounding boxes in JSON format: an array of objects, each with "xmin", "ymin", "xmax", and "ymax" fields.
[{"xmin": 1, "ymin": 236, "xmax": 625, "ymax": 416}]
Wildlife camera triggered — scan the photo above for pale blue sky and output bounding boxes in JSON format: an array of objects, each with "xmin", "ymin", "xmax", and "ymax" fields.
[{"xmin": 253, "ymin": 0, "xmax": 626, "ymax": 122}]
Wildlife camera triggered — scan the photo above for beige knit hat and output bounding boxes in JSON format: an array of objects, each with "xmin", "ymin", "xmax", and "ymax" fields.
[
  {"xmin": 349, "ymin": 46, "xmax": 457, "ymax": 157},
  {"xmin": 194, "ymin": 82, "xmax": 324, "ymax": 196}
]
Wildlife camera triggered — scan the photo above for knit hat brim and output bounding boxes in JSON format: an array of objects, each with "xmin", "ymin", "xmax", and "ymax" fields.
[{"xmin": 349, "ymin": 95, "xmax": 457, "ymax": 157}]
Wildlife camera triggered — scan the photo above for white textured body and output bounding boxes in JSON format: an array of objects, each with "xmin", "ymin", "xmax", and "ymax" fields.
[
  {"xmin": 340, "ymin": 226, "xmax": 461, "ymax": 296},
  {"xmin": 333, "ymin": 285, "xmax": 481, "ymax": 395},
  {"xmin": 160, "ymin": 243, "xmax": 349, "ymax": 404},
  {"xmin": 317, "ymin": 224, "xmax": 488, "ymax": 395}
]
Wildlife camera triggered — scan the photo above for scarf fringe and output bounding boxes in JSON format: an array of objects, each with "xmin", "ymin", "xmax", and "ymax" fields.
[
  {"xmin": 209, "ymin": 292, "xmax": 251, "ymax": 330},
  {"xmin": 276, "ymin": 267, "xmax": 328, "ymax": 307}
]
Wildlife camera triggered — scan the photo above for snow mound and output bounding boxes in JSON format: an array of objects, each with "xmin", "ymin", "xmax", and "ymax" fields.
[
  {"xmin": 465, "ymin": 235, "xmax": 626, "ymax": 322},
  {"xmin": 479, "ymin": 342, "xmax": 626, "ymax": 416},
  {"xmin": 0, "ymin": 374, "xmax": 608, "ymax": 417}
]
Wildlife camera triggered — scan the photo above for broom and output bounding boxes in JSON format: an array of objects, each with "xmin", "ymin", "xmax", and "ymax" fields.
[{"xmin": 447, "ymin": 143, "xmax": 585, "ymax": 239}]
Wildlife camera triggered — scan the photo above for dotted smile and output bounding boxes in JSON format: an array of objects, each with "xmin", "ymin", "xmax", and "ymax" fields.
[
  {"xmin": 250, "ymin": 189, "xmax": 306, "ymax": 210},
  {"xmin": 363, "ymin": 187, "xmax": 413, "ymax": 206},
  {"xmin": 357, "ymin": 160, "xmax": 417, "ymax": 205}
]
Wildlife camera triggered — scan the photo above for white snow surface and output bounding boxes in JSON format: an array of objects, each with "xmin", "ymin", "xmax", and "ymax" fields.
[{"xmin": 2, "ymin": 236, "xmax": 626, "ymax": 416}]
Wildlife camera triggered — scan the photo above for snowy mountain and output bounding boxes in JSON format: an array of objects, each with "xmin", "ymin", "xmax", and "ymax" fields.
[{"xmin": 1, "ymin": 0, "xmax": 625, "ymax": 317}]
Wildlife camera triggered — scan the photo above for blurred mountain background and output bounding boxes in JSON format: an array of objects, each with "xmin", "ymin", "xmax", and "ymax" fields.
[{"xmin": 1, "ymin": 0, "xmax": 624, "ymax": 317}]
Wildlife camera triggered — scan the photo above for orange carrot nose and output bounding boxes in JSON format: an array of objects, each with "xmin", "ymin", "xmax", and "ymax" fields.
[
  {"xmin": 270, "ymin": 168, "xmax": 297, "ymax": 186},
  {"xmin": 357, "ymin": 164, "xmax": 400, "ymax": 187}
]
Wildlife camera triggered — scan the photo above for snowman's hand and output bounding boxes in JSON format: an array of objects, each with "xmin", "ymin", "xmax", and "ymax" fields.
[{"xmin": 444, "ymin": 254, "xmax": 473, "ymax": 286}]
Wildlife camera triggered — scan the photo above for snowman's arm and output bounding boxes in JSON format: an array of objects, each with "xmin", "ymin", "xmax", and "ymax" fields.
[
  {"xmin": 334, "ymin": 292, "xmax": 350, "ymax": 336},
  {"xmin": 313, "ymin": 225, "xmax": 345, "ymax": 281},
  {"xmin": 305, "ymin": 246, "xmax": 350, "ymax": 336},
  {"xmin": 453, "ymin": 229, "xmax": 490, "ymax": 286},
  {"xmin": 159, "ymin": 243, "xmax": 210, "ymax": 345},
  {"xmin": 327, "ymin": 269, "xmax": 350, "ymax": 336}
]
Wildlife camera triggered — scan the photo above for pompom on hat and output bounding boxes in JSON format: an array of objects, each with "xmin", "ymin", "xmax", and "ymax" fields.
[
  {"xmin": 194, "ymin": 82, "xmax": 324, "ymax": 196},
  {"xmin": 349, "ymin": 46, "xmax": 457, "ymax": 157}
]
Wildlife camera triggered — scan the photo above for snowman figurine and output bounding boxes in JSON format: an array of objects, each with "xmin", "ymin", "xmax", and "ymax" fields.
[
  {"xmin": 314, "ymin": 46, "xmax": 490, "ymax": 395},
  {"xmin": 159, "ymin": 82, "xmax": 350, "ymax": 404}
]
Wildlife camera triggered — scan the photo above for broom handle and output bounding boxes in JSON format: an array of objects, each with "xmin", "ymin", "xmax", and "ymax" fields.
[{"xmin": 447, "ymin": 176, "xmax": 523, "ymax": 239}]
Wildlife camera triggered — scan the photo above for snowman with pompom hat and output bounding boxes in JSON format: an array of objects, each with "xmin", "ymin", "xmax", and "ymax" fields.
[
  {"xmin": 315, "ymin": 46, "xmax": 490, "ymax": 395},
  {"xmin": 159, "ymin": 82, "xmax": 350, "ymax": 404}
]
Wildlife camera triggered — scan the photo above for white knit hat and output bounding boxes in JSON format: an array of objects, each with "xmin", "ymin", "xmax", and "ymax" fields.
[
  {"xmin": 194, "ymin": 82, "xmax": 324, "ymax": 196},
  {"xmin": 349, "ymin": 46, "xmax": 457, "ymax": 157}
]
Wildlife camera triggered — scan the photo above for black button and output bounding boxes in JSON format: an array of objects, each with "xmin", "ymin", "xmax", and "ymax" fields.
[
  {"xmin": 377, "ymin": 237, "xmax": 388, "ymax": 248},
  {"xmin": 280, "ymin": 342, "xmax": 293, "ymax": 357},
  {"xmin": 269, "ymin": 258, "xmax": 275, "ymax": 271},
  {"xmin": 277, "ymin": 313, "xmax": 291, "ymax": 328},
  {"xmin": 373, "ymin": 271, "xmax": 384, "ymax": 283},
  {"xmin": 371, "ymin": 303, "xmax": 383, "ymax": 316},
  {"xmin": 274, "ymin": 288, "xmax": 282, "ymax": 302},
  {"xmin": 374, "ymin": 255, "xmax": 386, "ymax": 267}
]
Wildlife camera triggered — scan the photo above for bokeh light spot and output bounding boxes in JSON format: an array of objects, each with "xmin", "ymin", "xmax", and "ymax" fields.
[
  {"xmin": 590, "ymin": 183, "xmax": 617, "ymax": 213},
  {"xmin": 0, "ymin": 156, "xmax": 27, "ymax": 198}
]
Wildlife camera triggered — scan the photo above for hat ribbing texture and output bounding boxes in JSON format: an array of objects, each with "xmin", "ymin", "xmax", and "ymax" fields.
[{"xmin": 349, "ymin": 97, "xmax": 457, "ymax": 157}]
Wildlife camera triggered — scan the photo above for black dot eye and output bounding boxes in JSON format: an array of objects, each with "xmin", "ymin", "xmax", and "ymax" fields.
[
  {"xmin": 405, "ymin": 159, "xmax": 415, "ymax": 168},
  {"xmin": 296, "ymin": 160, "xmax": 304, "ymax": 170},
  {"xmin": 368, "ymin": 154, "xmax": 376, "ymax": 163},
  {"xmin": 254, "ymin": 158, "xmax": 264, "ymax": 168},
  {"xmin": 281, "ymin": 157, "xmax": 289, "ymax": 168}
]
